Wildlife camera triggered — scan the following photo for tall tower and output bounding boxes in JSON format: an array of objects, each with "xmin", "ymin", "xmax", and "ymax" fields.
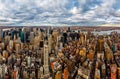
[
  {"xmin": 0, "ymin": 29, "xmax": 3, "ymax": 41},
  {"xmin": 15, "ymin": 43, "xmax": 20, "ymax": 53},
  {"xmin": 43, "ymin": 45, "xmax": 50, "ymax": 78},
  {"xmin": 30, "ymin": 32, "xmax": 34, "ymax": 43},
  {"xmin": 98, "ymin": 37, "xmax": 104, "ymax": 52},
  {"xmin": 48, "ymin": 35, "xmax": 52, "ymax": 54},
  {"xmin": 20, "ymin": 28, "xmax": 25, "ymax": 43}
]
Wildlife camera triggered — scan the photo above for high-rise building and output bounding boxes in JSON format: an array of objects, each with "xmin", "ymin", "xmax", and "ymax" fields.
[{"xmin": 0, "ymin": 29, "xmax": 3, "ymax": 41}]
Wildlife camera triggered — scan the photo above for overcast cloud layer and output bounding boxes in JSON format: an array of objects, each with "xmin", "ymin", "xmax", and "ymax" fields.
[{"xmin": 0, "ymin": 0, "xmax": 120, "ymax": 26}]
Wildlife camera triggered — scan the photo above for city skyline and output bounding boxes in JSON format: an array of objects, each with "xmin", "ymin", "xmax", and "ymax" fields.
[{"xmin": 0, "ymin": 0, "xmax": 120, "ymax": 26}]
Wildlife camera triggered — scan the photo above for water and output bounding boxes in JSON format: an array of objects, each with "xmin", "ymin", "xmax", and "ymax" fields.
[{"xmin": 92, "ymin": 30, "xmax": 120, "ymax": 35}]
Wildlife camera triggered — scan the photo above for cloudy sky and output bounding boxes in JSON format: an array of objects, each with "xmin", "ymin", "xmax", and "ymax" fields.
[{"xmin": 0, "ymin": 0, "xmax": 120, "ymax": 26}]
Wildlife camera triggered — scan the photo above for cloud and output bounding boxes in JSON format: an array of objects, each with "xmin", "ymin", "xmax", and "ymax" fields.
[
  {"xmin": 0, "ymin": 0, "xmax": 119, "ymax": 26},
  {"xmin": 70, "ymin": 7, "xmax": 81, "ymax": 14}
]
